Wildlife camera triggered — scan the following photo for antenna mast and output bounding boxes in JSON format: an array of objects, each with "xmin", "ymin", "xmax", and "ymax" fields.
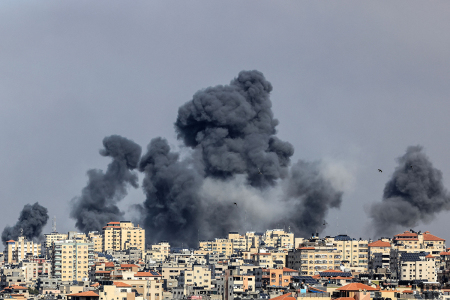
[{"xmin": 52, "ymin": 216, "xmax": 57, "ymax": 233}]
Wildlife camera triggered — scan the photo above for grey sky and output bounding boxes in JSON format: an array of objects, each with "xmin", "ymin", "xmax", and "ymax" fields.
[{"xmin": 1, "ymin": 1, "xmax": 450, "ymax": 248}]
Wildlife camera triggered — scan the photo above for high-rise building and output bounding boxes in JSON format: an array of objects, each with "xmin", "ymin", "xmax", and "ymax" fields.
[
  {"xmin": 44, "ymin": 232, "xmax": 69, "ymax": 248},
  {"xmin": 102, "ymin": 221, "xmax": 145, "ymax": 252},
  {"xmin": 5, "ymin": 236, "xmax": 41, "ymax": 264},
  {"xmin": 51, "ymin": 240, "xmax": 94, "ymax": 282},
  {"xmin": 88, "ymin": 231, "xmax": 103, "ymax": 253},
  {"xmin": 326, "ymin": 235, "xmax": 369, "ymax": 271}
]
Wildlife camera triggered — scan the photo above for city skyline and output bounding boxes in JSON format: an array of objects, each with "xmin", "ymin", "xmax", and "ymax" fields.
[{"xmin": 2, "ymin": 2, "xmax": 450, "ymax": 248}]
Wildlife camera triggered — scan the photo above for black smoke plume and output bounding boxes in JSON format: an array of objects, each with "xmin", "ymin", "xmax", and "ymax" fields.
[
  {"xmin": 139, "ymin": 70, "xmax": 343, "ymax": 246},
  {"xmin": 175, "ymin": 70, "xmax": 294, "ymax": 188},
  {"xmin": 138, "ymin": 137, "xmax": 202, "ymax": 246},
  {"xmin": 70, "ymin": 135, "xmax": 142, "ymax": 233},
  {"xmin": 283, "ymin": 160, "xmax": 342, "ymax": 236},
  {"xmin": 2, "ymin": 202, "xmax": 49, "ymax": 244},
  {"xmin": 370, "ymin": 146, "xmax": 450, "ymax": 237}
]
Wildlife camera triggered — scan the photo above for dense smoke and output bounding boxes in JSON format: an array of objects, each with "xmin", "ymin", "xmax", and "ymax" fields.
[
  {"xmin": 175, "ymin": 70, "xmax": 294, "ymax": 188},
  {"xmin": 139, "ymin": 70, "xmax": 342, "ymax": 246},
  {"xmin": 370, "ymin": 146, "xmax": 450, "ymax": 237},
  {"xmin": 2, "ymin": 202, "xmax": 49, "ymax": 244},
  {"xmin": 138, "ymin": 137, "xmax": 202, "ymax": 246},
  {"xmin": 283, "ymin": 160, "xmax": 343, "ymax": 236},
  {"xmin": 70, "ymin": 135, "xmax": 142, "ymax": 233}
]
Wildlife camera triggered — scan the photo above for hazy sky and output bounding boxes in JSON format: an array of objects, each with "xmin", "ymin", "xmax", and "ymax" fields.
[{"xmin": 1, "ymin": 1, "xmax": 450, "ymax": 248}]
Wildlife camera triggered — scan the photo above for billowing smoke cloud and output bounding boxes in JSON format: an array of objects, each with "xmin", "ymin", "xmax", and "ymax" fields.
[
  {"xmin": 2, "ymin": 202, "xmax": 49, "ymax": 244},
  {"xmin": 70, "ymin": 135, "xmax": 142, "ymax": 233},
  {"xmin": 283, "ymin": 160, "xmax": 343, "ymax": 236},
  {"xmin": 138, "ymin": 137, "xmax": 202, "ymax": 246},
  {"xmin": 370, "ymin": 146, "xmax": 450, "ymax": 237},
  {"xmin": 175, "ymin": 70, "xmax": 294, "ymax": 188},
  {"xmin": 139, "ymin": 70, "xmax": 343, "ymax": 246}
]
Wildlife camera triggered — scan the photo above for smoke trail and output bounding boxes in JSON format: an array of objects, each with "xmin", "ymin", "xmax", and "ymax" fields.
[
  {"xmin": 2, "ymin": 202, "xmax": 49, "ymax": 244},
  {"xmin": 175, "ymin": 70, "xmax": 294, "ymax": 187},
  {"xmin": 283, "ymin": 160, "xmax": 342, "ymax": 237},
  {"xmin": 139, "ymin": 137, "xmax": 202, "ymax": 247},
  {"xmin": 70, "ymin": 135, "xmax": 142, "ymax": 233},
  {"xmin": 369, "ymin": 146, "xmax": 450, "ymax": 237}
]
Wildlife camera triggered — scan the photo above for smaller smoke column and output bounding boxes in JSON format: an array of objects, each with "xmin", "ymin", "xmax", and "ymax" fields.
[
  {"xmin": 70, "ymin": 135, "xmax": 142, "ymax": 233},
  {"xmin": 283, "ymin": 160, "xmax": 342, "ymax": 237},
  {"xmin": 2, "ymin": 202, "xmax": 49, "ymax": 244},
  {"xmin": 370, "ymin": 146, "xmax": 450, "ymax": 237},
  {"xmin": 139, "ymin": 137, "xmax": 202, "ymax": 247}
]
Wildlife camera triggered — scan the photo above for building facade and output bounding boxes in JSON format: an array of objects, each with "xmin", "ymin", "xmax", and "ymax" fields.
[
  {"xmin": 51, "ymin": 240, "xmax": 94, "ymax": 282},
  {"xmin": 102, "ymin": 221, "xmax": 145, "ymax": 252}
]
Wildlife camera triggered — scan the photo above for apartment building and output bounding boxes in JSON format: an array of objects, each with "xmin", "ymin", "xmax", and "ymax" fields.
[
  {"xmin": 389, "ymin": 230, "xmax": 445, "ymax": 277},
  {"xmin": 5, "ymin": 236, "xmax": 41, "ymax": 264},
  {"xmin": 113, "ymin": 275, "xmax": 163, "ymax": 300},
  {"xmin": 262, "ymin": 268, "xmax": 298, "ymax": 287},
  {"xmin": 231, "ymin": 274, "xmax": 256, "ymax": 294},
  {"xmin": 287, "ymin": 245, "xmax": 338, "ymax": 275},
  {"xmin": 263, "ymin": 229, "xmax": 294, "ymax": 250},
  {"xmin": 211, "ymin": 239, "xmax": 233, "ymax": 257},
  {"xmin": 103, "ymin": 221, "xmax": 145, "ymax": 252},
  {"xmin": 88, "ymin": 231, "xmax": 103, "ymax": 253},
  {"xmin": 179, "ymin": 265, "xmax": 212, "ymax": 290},
  {"xmin": 393, "ymin": 252, "xmax": 437, "ymax": 281},
  {"xmin": 251, "ymin": 251, "xmax": 287, "ymax": 269},
  {"xmin": 20, "ymin": 258, "xmax": 51, "ymax": 283},
  {"xmin": 228, "ymin": 232, "xmax": 247, "ymax": 253},
  {"xmin": 44, "ymin": 232, "xmax": 69, "ymax": 248},
  {"xmin": 393, "ymin": 231, "xmax": 446, "ymax": 255},
  {"xmin": 244, "ymin": 232, "xmax": 262, "ymax": 251},
  {"xmin": 368, "ymin": 239, "xmax": 391, "ymax": 270},
  {"xmin": 51, "ymin": 240, "xmax": 94, "ymax": 282},
  {"xmin": 151, "ymin": 242, "xmax": 170, "ymax": 261},
  {"xmin": 327, "ymin": 235, "xmax": 369, "ymax": 271}
]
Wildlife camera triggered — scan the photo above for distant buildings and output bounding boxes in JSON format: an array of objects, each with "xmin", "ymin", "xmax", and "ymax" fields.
[
  {"xmin": 2, "ymin": 222, "xmax": 450, "ymax": 300},
  {"xmin": 102, "ymin": 221, "xmax": 145, "ymax": 252}
]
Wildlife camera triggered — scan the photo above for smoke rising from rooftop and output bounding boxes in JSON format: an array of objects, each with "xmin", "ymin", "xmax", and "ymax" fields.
[
  {"xmin": 139, "ymin": 70, "xmax": 343, "ymax": 246},
  {"xmin": 1, "ymin": 202, "xmax": 49, "ymax": 244},
  {"xmin": 369, "ymin": 146, "xmax": 450, "ymax": 237},
  {"xmin": 70, "ymin": 135, "xmax": 142, "ymax": 233},
  {"xmin": 138, "ymin": 137, "xmax": 202, "ymax": 246}
]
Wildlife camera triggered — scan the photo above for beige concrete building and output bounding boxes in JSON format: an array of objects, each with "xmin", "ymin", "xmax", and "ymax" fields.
[
  {"xmin": 5, "ymin": 236, "xmax": 41, "ymax": 264},
  {"xmin": 103, "ymin": 221, "xmax": 145, "ymax": 252},
  {"xmin": 244, "ymin": 232, "xmax": 262, "ymax": 251},
  {"xmin": 396, "ymin": 252, "xmax": 437, "ymax": 281},
  {"xmin": 180, "ymin": 265, "xmax": 212, "ymax": 290},
  {"xmin": 287, "ymin": 245, "xmax": 338, "ymax": 275},
  {"xmin": 98, "ymin": 283, "xmax": 138, "ymax": 300},
  {"xmin": 326, "ymin": 235, "xmax": 369, "ymax": 271},
  {"xmin": 250, "ymin": 251, "xmax": 287, "ymax": 269},
  {"xmin": 393, "ymin": 231, "xmax": 445, "ymax": 255},
  {"xmin": 21, "ymin": 258, "xmax": 52, "ymax": 283},
  {"xmin": 52, "ymin": 240, "xmax": 94, "ymax": 282},
  {"xmin": 228, "ymin": 232, "xmax": 247, "ymax": 253},
  {"xmin": 263, "ymin": 229, "xmax": 294, "ymax": 250},
  {"xmin": 110, "ymin": 276, "xmax": 162, "ymax": 300},
  {"xmin": 151, "ymin": 242, "xmax": 170, "ymax": 261},
  {"xmin": 88, "ymin": 231, "xmax": 103, "ymax": 253},
  {"xmin": 211, "ymin": 238, "xmax": 233, "ymax": 257},
  {"xmin": 368, "ymin": 239, "xmax": 391, "ymax": 270},
  {"xmin": 44, "ymin": 232, "xmax": 69, "ymax": 248}
]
